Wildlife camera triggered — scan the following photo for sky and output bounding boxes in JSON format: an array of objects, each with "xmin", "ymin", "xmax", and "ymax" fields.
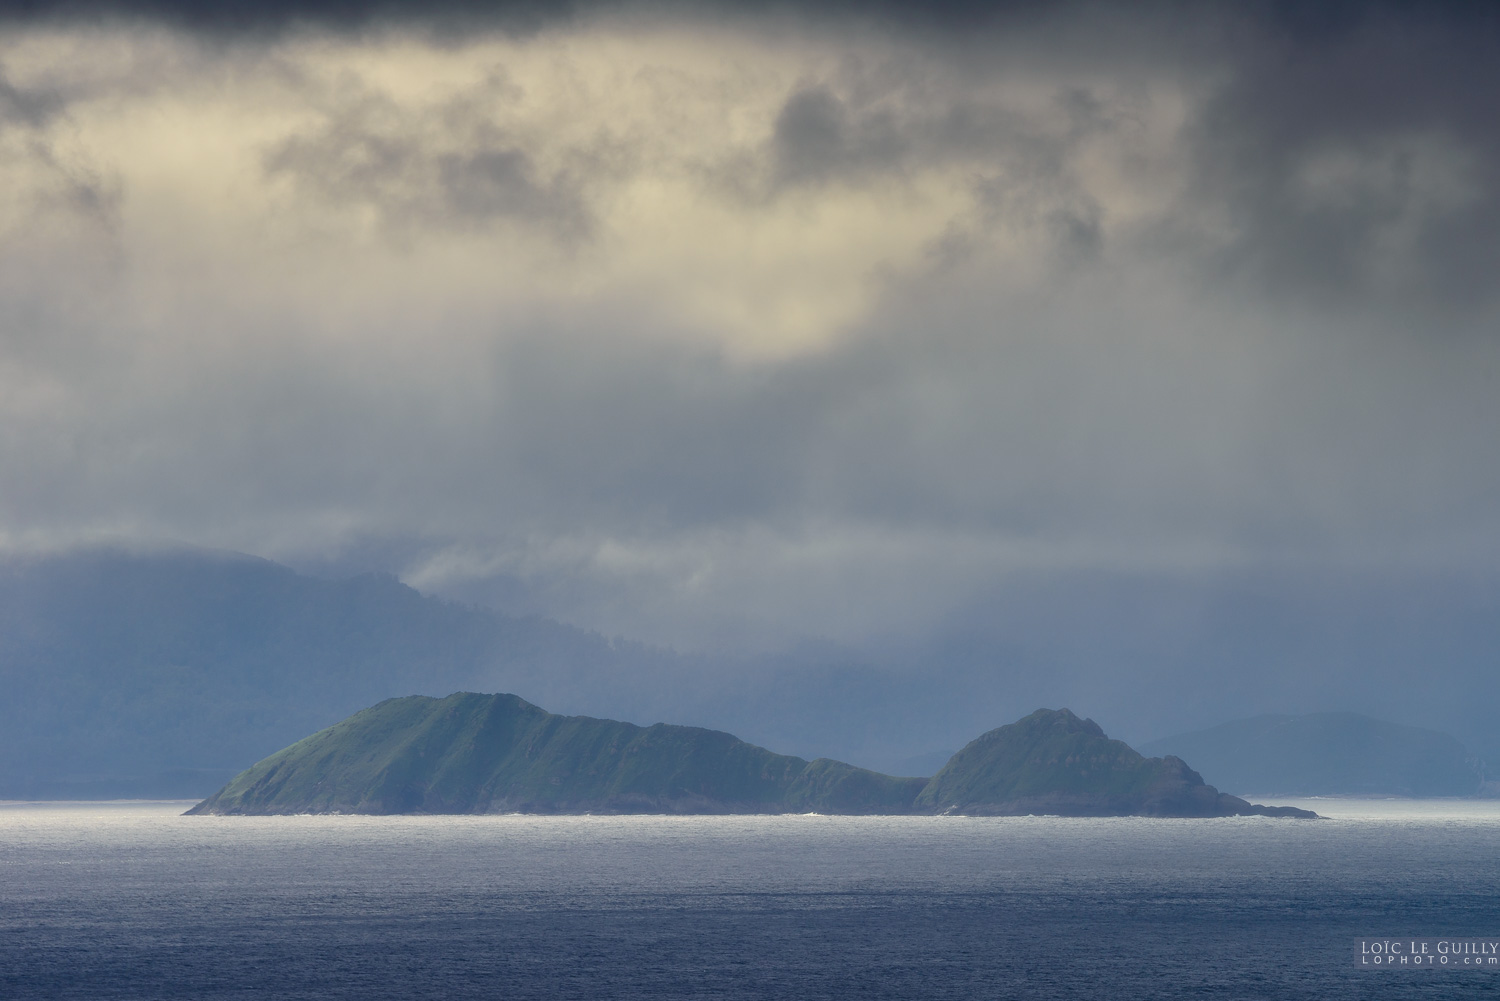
[{"xmin": 2, "ymin": 0, "xmax": 1498, "ymax": 748}]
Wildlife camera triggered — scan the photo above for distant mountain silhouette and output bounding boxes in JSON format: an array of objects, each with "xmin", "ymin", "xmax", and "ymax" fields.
[
  {"xmin": 0, "ymin": 546, "xmax": 682, "ymax": 798},
  {"xmin": 1140, "ymin": 713, "xmax": 1484, "ymax": 797},
  {"xmin": 2, "ymin": 546, "xmax": 1474, "ymax": 806},
  {"xmin": 0, "ymin": 545, "xmax": 1084, "ymax": 798}
]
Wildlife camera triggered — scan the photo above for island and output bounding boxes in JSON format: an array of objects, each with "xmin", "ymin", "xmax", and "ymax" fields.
[
  {"xmin": 916, "ymin": 707, "xmax": 1311, "ymax": 817},
  {"xmin": 187, "ymin": 693, "xmax": 1316, "ymax": 818}
]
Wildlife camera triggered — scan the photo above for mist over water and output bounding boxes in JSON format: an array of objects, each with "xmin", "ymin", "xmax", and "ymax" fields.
[{"xmin": 3, "ymin": 801, "xmax": 1498, "ymax": 999}]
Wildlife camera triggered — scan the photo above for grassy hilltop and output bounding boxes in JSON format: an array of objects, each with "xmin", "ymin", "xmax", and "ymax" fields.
[
  {"xmin": 189, "ymin": 692, "xmax": 925, "ymax": 815},
  {"xmin": 916, "ymin": 709, "xmax": 1303, "ymax": 817}
]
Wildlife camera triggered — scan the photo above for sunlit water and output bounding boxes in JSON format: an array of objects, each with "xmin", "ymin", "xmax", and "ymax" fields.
[{"xmin": 3, "ymin": 800, "xmax": 1498, "ymax": 999}]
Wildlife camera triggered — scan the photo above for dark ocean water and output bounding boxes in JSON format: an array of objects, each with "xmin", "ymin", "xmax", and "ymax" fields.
[{"xmin": 2, "ymin": 800, "xmax": 1497, "ymax": 1000}]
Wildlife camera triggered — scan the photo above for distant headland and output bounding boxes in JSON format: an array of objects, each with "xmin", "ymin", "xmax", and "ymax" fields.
[{"xmin": 187, "ymin": 694, "xmax": 1316, "ymax": 818}]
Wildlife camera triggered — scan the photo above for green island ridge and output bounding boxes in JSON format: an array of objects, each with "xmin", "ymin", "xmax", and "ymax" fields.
[{"xmin": 187, "ymin": 694, "xmax": 1316, "ymax": 818}]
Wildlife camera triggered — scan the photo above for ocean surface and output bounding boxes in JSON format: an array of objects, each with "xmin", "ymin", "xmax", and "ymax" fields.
[{"xmin": 2, "ymin": 799, "xmax": 1498, "ymax": 1000}]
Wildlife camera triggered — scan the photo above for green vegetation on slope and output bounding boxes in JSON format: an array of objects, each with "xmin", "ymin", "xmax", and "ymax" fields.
[
  {"xmin": 0, "ymin": 548, "xmax": 663, "ymax": 799},
  {"xmin": 918, "ymin": 710, "xmax": 1159, "ymax": 803},
  {"xmin": 914, "ymin": 709, "xmax": 1312, "ymax": 817},
  {"xmin": 189, "ymin": 692, "xmax": 926, "ymax": 815},
  {"xmin": 191, "ymin": 696, "xmax": 1313, "ymax": 818}
]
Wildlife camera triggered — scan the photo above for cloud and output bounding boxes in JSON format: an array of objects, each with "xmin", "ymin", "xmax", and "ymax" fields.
[
  {"xmin": 0, "ymin": 1, "xmax": 1498, "ymax": 679},
  {"xmin": 1178, "ymin": 5, "xmax": 1500, "ymax": 312},
  {"xmin": 0, "ymin": 0, "xmax": 583, "ymax": 35},
  {"xmin": 769, "ymin": 83, "xmax": 907, "ymax": 187},
  {"xmin": 263, "ymin": 66, "xmax": 596, "ymax": 239},
  {"xmin": 0, "ymin": 64, "xmax": 70, "ymax": 126}
]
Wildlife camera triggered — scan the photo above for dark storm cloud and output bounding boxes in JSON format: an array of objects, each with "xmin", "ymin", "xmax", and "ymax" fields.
[
  {"xmin": 0, "ymin": 66, "xmax": 69, "ymax": 126},
  {"xmin": 9, "ymin": 0, "xmax": 1498, "ymax": 303},
  {"xmin": 264, "ymin": 74, "xmax": 597, "ymax": 237},
  {"xmin": 642, "ymin": 0, "xmax": 1500, "ymax": 312},
  {"xmin": 747, "ymin": 75, "xmax": 1114, "ymax": 277},
  {"xmin": 2, "ymin": 0, "xmax": 1500, "ymax": 754},
  {"xmin": 1, "ymin": 2, "xmax": 1494, "ymax": 543},
  {"xmin": 0, "ymin": 0, "xmax": 580, "ymax": 33},
  {"xmin": 770, "ymin": 84, "xmax": 907, "ymax": 186},
  {"xmin": 765, "ymin": 81, "xmax": 1094, "ymax": 182},
  {"xmin": 0, "ymin": 68, "xmax": 119, "ymax": 278},
  {"xmin": 1182, "ymin": 3, "xmax": 1500, "ymax": 312},
  {"xmin": 1, "ymin": 0, "xmax": 1487, "ymax": 33},
  {"xmin": 0, "ymin": 0, "xmax": 1052, "ymax": 34}
]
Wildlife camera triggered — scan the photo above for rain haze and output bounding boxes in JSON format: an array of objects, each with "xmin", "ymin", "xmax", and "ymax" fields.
[{"xmin": 2, "ymin": 0, "xmax": 1498, "ymax": 772}]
